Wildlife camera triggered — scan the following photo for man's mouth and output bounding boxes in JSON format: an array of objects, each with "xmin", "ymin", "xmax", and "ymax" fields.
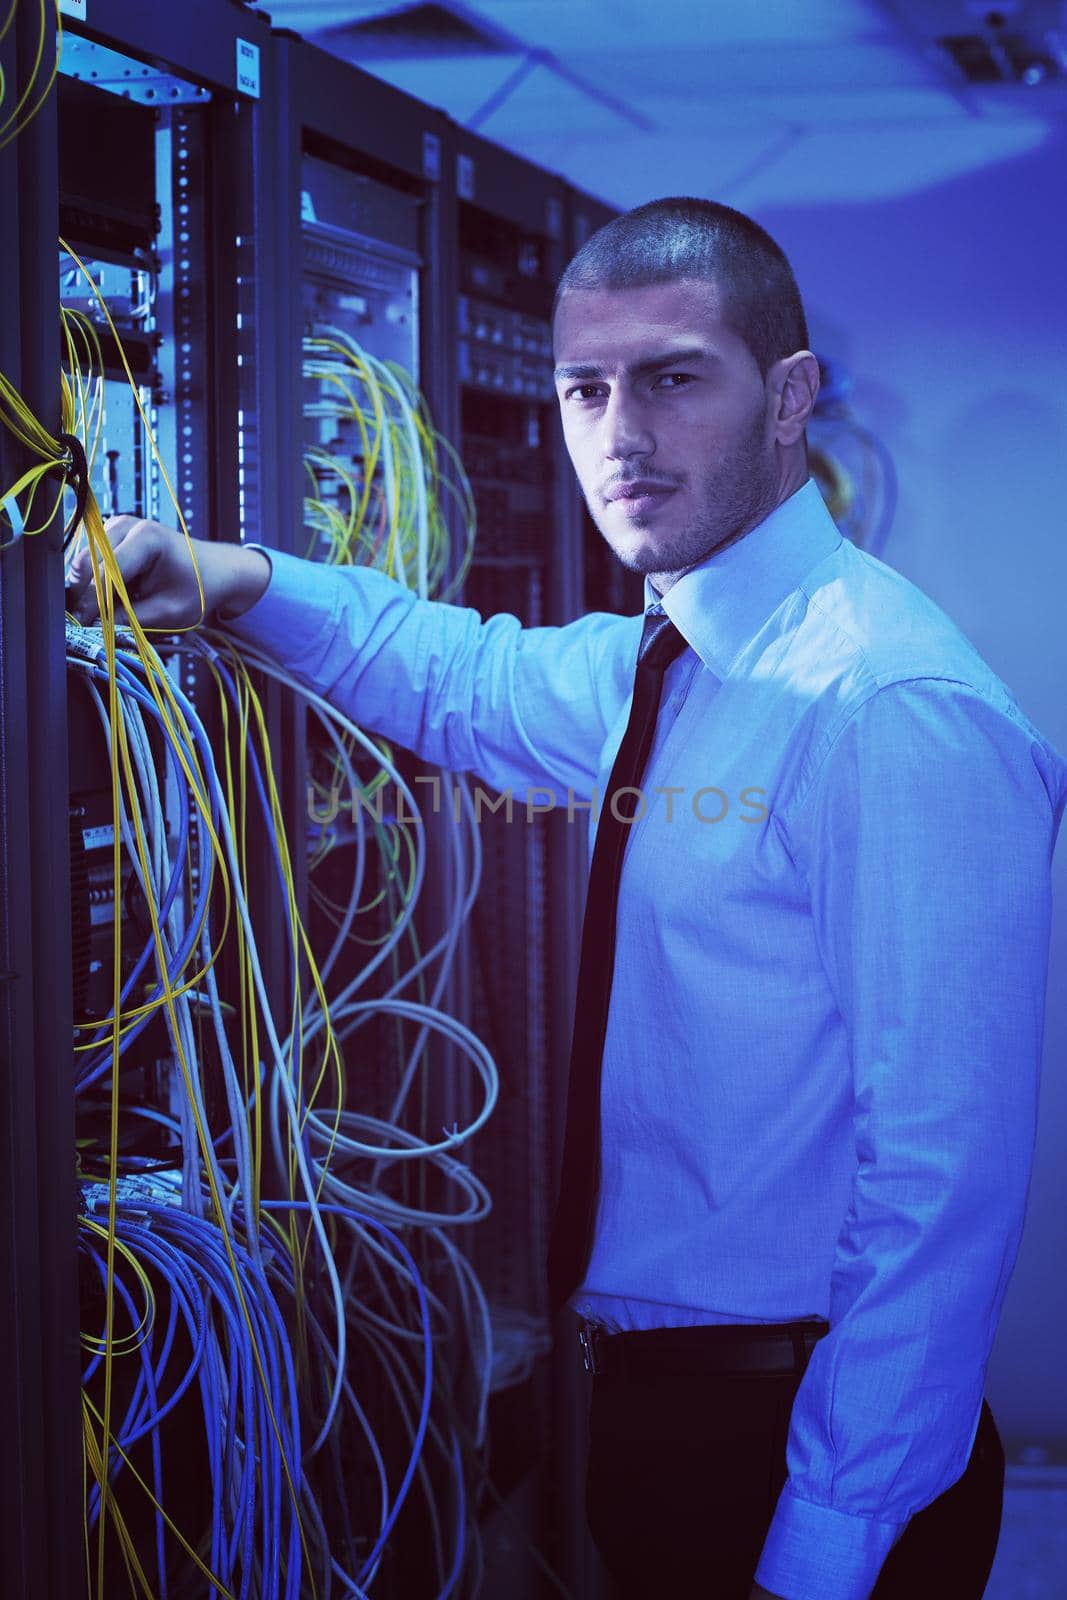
[{"xmin": 606, "ymin": 482, "xmax": 678, "ymax": 515}]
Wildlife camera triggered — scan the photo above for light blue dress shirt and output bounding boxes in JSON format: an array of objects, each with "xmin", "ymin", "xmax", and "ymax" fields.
[{"xmin": 224, "ymin": 478, "xmax": 1067, "ymax": 1600}]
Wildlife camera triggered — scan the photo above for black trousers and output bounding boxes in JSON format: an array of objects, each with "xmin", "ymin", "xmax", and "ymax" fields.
[{"xmin": 584, "ymin": 1322, "xmax": 1005, "ymax": 1599}]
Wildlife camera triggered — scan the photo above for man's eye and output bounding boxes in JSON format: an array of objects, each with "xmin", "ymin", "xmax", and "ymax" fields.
[
  {"xmin": 656, "ymin": 373, "xmax": 694, "ymax": 389},
  {"xmin": 566, "ymin": 384, "xmax": 606, "ymax": 402}
]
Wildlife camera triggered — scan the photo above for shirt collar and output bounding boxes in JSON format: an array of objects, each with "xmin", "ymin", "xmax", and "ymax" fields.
[{"xmin": 642, "ymin": 478, "xmax": 843, "ymax": 678}]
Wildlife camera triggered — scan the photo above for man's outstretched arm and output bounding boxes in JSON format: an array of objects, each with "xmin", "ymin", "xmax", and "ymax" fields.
[{"xmin": 69, "ymin": 517, "xmax": 639, "ymax": 804}]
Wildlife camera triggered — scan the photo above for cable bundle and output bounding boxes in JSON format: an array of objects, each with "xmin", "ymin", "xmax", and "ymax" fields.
[
  {"xmin": 79, "ymin": 1179, "xmax": 308, "ymax": 1599},
  {"xmin": 0, "ymin": 222, "xmax": 565, "ymax": 1597},
  {"xmin": 78, "ymin": 1171, "xmax": 467, "ymax": 1600},
  {"xmin": 63, "ymin": 585, "xmax": 498, "ymax": 1593},
  {"xmin": 302, "ymin": 325, "xmax": 475, "ymax": 603},
  {"xmin": 301, "ymin": 325, "xmax": 479, "ymax": 962}
]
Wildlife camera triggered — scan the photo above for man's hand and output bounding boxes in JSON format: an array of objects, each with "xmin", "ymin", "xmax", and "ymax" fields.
[{"xmin": 67, "ymin": 516, "xmax": 270, "ymax": 630}]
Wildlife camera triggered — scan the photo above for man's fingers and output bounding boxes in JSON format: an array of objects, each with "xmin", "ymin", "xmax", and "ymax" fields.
[
  {"xmin": 65, "ymin": 517, "xmax": 211, "ymax": 631},
  {"xmin": 65, "ymin": 537, "xmax": 94, "ymax": 605},
  {"xmin": 67, "ymin": 516, "xmax": 144, "ymax": 603},
  {"xmin": 102, "ymin": 514, "xmax": 141, "ymax": 543},
  {"xmin": 70, "ymin": 519, "xmax": 161, "ymax": 623}
]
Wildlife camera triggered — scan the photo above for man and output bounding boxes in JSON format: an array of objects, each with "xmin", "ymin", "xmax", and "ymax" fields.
[{"xmin": 71, "ymin": 198, "xmax": 1067, "ymax": 1600}]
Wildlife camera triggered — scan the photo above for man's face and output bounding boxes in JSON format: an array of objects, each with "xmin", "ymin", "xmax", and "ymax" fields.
[{"xmin": 553, "ymin": 278, "xmax": 782, "ymax": 587}]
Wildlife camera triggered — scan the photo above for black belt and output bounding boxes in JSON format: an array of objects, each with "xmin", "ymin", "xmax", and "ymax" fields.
[{"xmin": 577, "ymin": 1318, "xmax": 830, "ymax": 1378}]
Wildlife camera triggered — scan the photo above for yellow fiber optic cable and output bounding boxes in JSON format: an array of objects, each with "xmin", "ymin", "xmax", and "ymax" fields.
[
  {"xmin": 79, "ymin": 1217, "xmax": 156, "ymax": 1356},
  {"xmin": 82, "ymin": 1391, "xmax": 236, "ymax": 1600}
]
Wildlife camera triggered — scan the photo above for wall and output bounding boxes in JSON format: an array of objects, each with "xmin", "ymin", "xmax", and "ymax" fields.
[{"xmin": 758, "ymin": 124, "xmax": 1067, "ymax": 1454}]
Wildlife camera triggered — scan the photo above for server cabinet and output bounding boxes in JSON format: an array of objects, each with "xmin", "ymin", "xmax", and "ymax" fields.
[
  {"xmin": 442, "ymin": 122, "xmax": 601, "ymax": 1600},
  {"xmin": 5, "ymin": 3, "xmax": 276, "ymax": 1593},
  {"xmin": 266, "ymin": 32, "xmax": 452, "ymax": 909},
  {"xmin": 268, "ymin": 36, "xmax": 482, "ymax": 1599},
  {"xmin": 63, "ymin": 7, "xmax": 280, "ymax": 1593},
  {"xmin": 53, "ymin": 15, "xmax": 474, "ymax": 1592}
]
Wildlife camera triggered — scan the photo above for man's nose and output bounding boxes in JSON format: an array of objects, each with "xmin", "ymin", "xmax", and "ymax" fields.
[{"xmin": 602, "ymin": 391, "xmax": 654, "ymax": 460}]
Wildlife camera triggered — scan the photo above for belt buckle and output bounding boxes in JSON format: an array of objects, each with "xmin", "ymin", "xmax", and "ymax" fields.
[{"xmin": 578, "ymin": 1322, "xmax": 603, "ymax": 1375}]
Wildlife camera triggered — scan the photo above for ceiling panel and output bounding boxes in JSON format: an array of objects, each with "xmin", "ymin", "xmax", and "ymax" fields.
[
  {"xmin": 263, "ymin": 0, "xmax": 894, "ymax": 49},
  {"xmin": 509, "ymin": 115, "xmax": 1053, "ymax": 207},
  {"xmin": 568, "ymin": 40, "xmax": 946, "ymax": 96},
  {"xmin": 420, "ymin": 0, "xmax": 893, "ymax": 52},
  {"xmin": 250, "ymin": 0, "xmax": 1066, "ymax": 206}
]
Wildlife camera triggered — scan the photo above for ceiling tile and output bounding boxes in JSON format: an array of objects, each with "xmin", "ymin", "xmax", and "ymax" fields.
[
  {"xmin": 457, "ymin": 0, "xmax": 893, "ymax": 49},
  {"xmin": 564, "ymin": 39, "xmax": 946, "ymax": 97},
  {"xmin": 254, "ymin": 0, "xmax": 1065, "ymax": 207},
  {"xmin": 510, "ymin": 115, "xmax": 1053, "ymax": 208}
]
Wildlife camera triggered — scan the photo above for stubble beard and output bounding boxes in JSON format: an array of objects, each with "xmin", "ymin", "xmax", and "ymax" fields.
[{"xmin": 590, "ymin": 405, "xmax": 779, "ymax": 582}]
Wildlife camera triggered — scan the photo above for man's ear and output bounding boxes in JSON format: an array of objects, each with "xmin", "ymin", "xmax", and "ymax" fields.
[{"xmin": 771, "ymin": 351, "xmax": 820, "ymax": 445}]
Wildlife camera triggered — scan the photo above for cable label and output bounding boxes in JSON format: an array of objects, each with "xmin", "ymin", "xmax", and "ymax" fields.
[
  {"xmin": 236, "ymin": 38, "xmax": 260, "ymax": 98},
  {"xmin": 59, "ymin": 0, "xmax": 87, "ymax": 17}
]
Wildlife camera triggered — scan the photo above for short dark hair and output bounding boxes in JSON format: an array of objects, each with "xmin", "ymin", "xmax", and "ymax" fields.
[{"xmin": 553, "ymin": 197, "xmax": 809, "ymax": 380}]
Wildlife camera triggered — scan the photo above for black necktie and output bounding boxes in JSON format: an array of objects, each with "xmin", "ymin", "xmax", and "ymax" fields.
[{"xmin": 547, "ymin": 605, "xmax": 689, "ymax": 1313}]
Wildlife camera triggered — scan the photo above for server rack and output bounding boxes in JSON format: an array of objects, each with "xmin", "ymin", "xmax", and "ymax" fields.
[
  {"xmin": 261, "ymin": 49, "xmax": 602, "ymax": 1588},
  {"xmin": 2, "ymin": 4, "xmax": 276, "ymax": 1593},
  {"xmin": 443, "ymin": 120, "xmax": 602, "ymax": 1599},
  {"xmin": 268, "ymin": 36, "xmax": 481, "ymax": 1599},
  {"xmin": 65, "ymin": 11, "xmax": 279, "ymax": 1595},
  {"xmin": 265, "ymin": 28, "xmax": 453, "ymax": 935}
]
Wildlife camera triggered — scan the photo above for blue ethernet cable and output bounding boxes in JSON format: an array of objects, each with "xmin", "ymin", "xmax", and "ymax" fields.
[
  {"xmin": 161, "ymin": 1205, "xmax": 293, "ymax": 1595},
  {"xmin": 86, "ymin": 1237, "xmax": 172, "ymax": 1595},
  {"xmin": 258, "ymin": 1201, "xmax": 434, "ymax": 1587},
  {"xmin": 157, "ymin": 1208, "xmax": 273, "ymax": 1596},
  {"xmin": 85, "ymin": 1204, "xmax": 293, "ymax": 1597},
  {"xmin": 262, "ymin": 1238, "xmax": 386, "ymax": 1593}
]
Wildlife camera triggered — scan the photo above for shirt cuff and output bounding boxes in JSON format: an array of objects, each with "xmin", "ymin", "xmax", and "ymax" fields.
[
  {"xmin": 214, "ymin": 544, "xmax": 349, "ymax": 675},
  {"xmin": 214, "ymin": 542, "xmax": 275, "ymax": 626},
  {"xmin": 754, "ymin": 1483, "xmax": 907, "ymax": 1600}
]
